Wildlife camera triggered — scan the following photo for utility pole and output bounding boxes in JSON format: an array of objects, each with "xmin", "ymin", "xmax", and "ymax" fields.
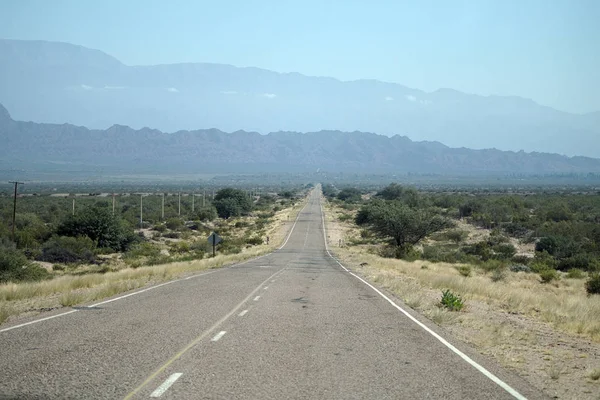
[
  {"xmin": 203, "ymin": 189, "xmax": 206, "ymax": 207},
  {"xmin": 9, "ymin": 181, "xmax": 24, "ymax": 243},
  {"xmin": 192, "ymin": 193, "xmax": 195, "ymax": 213},
  {"xmin": 112, "ymin": 193, "xmax": 116, "ymax": 214},
  {"xmin": 72, "ymin": 198, "xmax": 75, "ymax": 216},
  {"xmin": 161, "ymin": 193, "xmax": 165, "ymax": 220},
  {"xmin": 178, "ymin": 192, "xmax": 181, "ymax": 216}
]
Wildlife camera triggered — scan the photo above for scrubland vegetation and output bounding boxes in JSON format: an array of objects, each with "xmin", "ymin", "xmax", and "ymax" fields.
[
  {"xmin": 323, "ymin": 182, "xmax": 600, "ymax": 398},
  {"xmin": 0, "ymin": 184, "xmax": 309, "ymax": 324}
]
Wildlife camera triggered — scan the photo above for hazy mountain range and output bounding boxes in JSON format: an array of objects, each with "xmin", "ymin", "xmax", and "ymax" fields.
[
  {"xmin": 0, "ymin": 39, "xmax": 598, "ymax": 158},
  {"xmin": 2, "ymin": 103, "xmax": 600, "ymax": 176}
]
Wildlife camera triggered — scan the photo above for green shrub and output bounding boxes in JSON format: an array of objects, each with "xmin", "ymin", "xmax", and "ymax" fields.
[
  {"xmin": 566, "ymin": 268, "xmax": 586, "ymax": 279},
  {"xmin": 512, "ymin": 255, "xmax": 532, "ymax": 265},
  {"xmin": 0, "ymin": 243, "xmax": 49, "ymax": 282},
  {"xmin": 491, "ymin": 268, "xmax": 507, "ymax": 282},
  {"xmin": 479, "ymin": 259, "xmax": 506, "ymax": 273},
  {"xmin": 539, "ymin": 269, "xmax": 559, "ymax": 284},
  {"xmin": 585, "ymin": 274, "xmax": 600, "ymax": 295},
  {"xmin": 154, "ymin": 224, "xmax": 167, "ymax": 233},
  {"xmin": 510, "ymin": 264, "xmax": 532, "ymax": 273},
  {"xmin": 440, "ymin": 289, "xmax": 464, "ymax": 311},
  {"xmin": 557, "ymin": 254, "xmax": 593, "ymax": 271},
  {"xmin": 40, "ymin": 236, "xmax": 96, "ymax": 264},
  {"xmin": 57, "ymin": 206, "xmax": 136, "ymax": 251},
  {"xmin": 197, "ymin": 206, "xmax": 218, "ymax": 222},
  {"xmin": 455, "ymin": 265, "xmax": 472, "ymax": 277},
  {"xmin": 124, "ymin": 242, "xmax": 160, "ymax": 259},
  {"xmin": 170, "ymin": 241, "xmax": 190, "ymax": 254},
  {"xmin": 245, "ymin": 236, "xmax": 263, "ymax": 246},
  {"xmin": 492, "ymin": 243, "xmax": 516, "ymax": 260},
  {"xmin": 165, "ymin": 218, "xmax": 184, "ymax": 230}
]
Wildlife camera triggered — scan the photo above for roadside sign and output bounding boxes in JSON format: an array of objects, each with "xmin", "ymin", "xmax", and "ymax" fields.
[{"xmin": 207, "ymin": 232, "xmax": 222, "ymax": 256}]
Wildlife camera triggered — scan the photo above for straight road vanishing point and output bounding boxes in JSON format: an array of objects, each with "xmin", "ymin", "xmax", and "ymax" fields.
[{"xmin": 0, "ymin": 187, "xmax": 546, "ymax": 399}]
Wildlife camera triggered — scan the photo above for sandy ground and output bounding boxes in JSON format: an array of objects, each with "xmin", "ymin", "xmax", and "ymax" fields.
[{"xmin": 322, "ymin": 198, "xmax": 600, "ymax": 400}]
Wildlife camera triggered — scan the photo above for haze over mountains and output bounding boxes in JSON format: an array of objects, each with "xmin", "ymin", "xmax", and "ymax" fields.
[
  {"xmin": 2, "ymin": 102, "xmax": 600, "ymax": 176},
  {"xmin": 1, "ymin": 39, "xmax": 599, "ymax": 159}
]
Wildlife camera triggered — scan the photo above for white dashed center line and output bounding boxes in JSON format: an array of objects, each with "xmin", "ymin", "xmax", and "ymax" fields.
[
  {"xmin": 211, "ymin": 331, "xmax": 227, "ymax": 342},
  {"xmin": 150, "ymin": 373, "xmax": 182, "ymax": 397},
  {"xmin": 238, "ymin": 309, "xmax": 248, "ymax": 317},
  {"xmin": 253, "ymin": 296, "xmax": 261, "ymax": 301},
  {"xmin": 263, "ymin": 286, "xmax": 269, "ymax": 290}
]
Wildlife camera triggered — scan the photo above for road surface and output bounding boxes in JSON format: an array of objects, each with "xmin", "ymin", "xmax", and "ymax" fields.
[{"xmin": 0, "ymin": 187, "xmax": 546, "ymax": 399}]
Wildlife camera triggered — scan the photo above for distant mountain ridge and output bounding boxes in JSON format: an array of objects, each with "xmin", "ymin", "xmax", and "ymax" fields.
[
  {"xmin": 0, "ymin": 39, "xmax": 598, "ymax": 158},
  {"xmin": 2, "ymin": 103, "xmax": 599, "ymax": 175}
]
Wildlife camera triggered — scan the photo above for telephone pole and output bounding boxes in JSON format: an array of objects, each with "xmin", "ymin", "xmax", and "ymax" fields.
[
  {"xmin": 112, "ymin": 193, "xmax": 116, "ymax": 214},
  {"xmin": 203, "ymin": 189, "xmax": 206, "ymax": 207},
  {"xmin": 9, "ymin": 181, "xmax": 24, "ymax": 243},
  {"xmin": 178, "ymin": 192, "xmax": 181, "ymax": 216},
  {"xmin": 192, "ymin": 193, "xmax": 195, "ymax": 213},
  {"xmin": 161, "ymin": 193, "xmax": 165, "ymax": 220}
]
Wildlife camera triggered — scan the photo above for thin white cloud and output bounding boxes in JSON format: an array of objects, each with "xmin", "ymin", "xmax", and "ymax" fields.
[
  {"xmin": 263, "ymin": 93, "xmax": 277, "ymax": 99},
  {"xmin": 385, "ymin": 96, "xmax": 394, "ymax": 101},
  {"xmin": 104, "ymin": 85, "xmax": 126, "ymax": 90},
  {"xmin": 167, "ymin": 87, "xmax": 179, "ymax": 93},
  {"xmin": 405, "ymin": 95, "xmax": 417, "ymax": 102},
  {"xmin": 220, "ymin": 90, "xmax": 238, "ymax": 95},
  {"xmin": 80, "ymin": 84, "xmax": 93, "ymax": 90}
]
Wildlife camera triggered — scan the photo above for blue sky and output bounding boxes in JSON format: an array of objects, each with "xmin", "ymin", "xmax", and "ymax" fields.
[{"xmin": 1, "ymin": 0, "xmax": 598, "ymax": 114}]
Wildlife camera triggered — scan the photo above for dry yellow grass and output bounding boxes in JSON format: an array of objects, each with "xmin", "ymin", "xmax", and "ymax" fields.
[{"xmin": 0, "ymin": 194, "xmax": 309, "ymax": 326}]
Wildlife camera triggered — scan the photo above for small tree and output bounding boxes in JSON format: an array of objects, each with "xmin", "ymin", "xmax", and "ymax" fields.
[
  {"xmin": 57, "ymin": 206, "xmax": 137, "ymax": 252},
  {"xmin": 358, "ymin": 201, "xmax": 452, "ymax": 257},
  {"xmin": 214, "ymin": 188, "xmax": 253, "ymax": 218}
]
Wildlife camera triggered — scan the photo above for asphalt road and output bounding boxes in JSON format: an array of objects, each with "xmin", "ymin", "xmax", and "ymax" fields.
[{"xmin": 0, "ymin": 187, "xmax": 547, "ymax": 399}]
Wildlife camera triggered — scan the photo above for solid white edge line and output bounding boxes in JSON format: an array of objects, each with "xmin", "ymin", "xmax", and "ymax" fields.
[
  {"xmin": 149, "ymin": 373, "xmax": 183, "ymax": 397},
  {"xmin": 318, "ymin": 190, "xmax": 527, "ymax": 400},
  {"xmin": 211, "ymin": 331, "xmax": 227, "ymax": 342},
  {"xmin": 0, "ymin": 310, "xmax": 79, "ymax": 333},
  {"xmin": 238, "ymin": 309, "xmax": 248, "ymax": 317}
]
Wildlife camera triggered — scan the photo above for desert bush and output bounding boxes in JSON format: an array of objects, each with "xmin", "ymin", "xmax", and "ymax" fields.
[
  {"xmin": 170, "ymin": 241, "xmax": 191, "ymax": 254},
  {"xmin": 566, "ymin": 268, "xmax": 586, "ymax": 279},
  {"xmin": 585, "ymin": 274, "xmax": 600, "ymax": 295},
  {"xmin": 491, "ymin": 268, "xmax": 507, "ymax": 282},
  {"xmin": 165, "ymin": 218, "xmax": 184, "ymax": 230},
  {"xmin": 510, "ymin": 264, "xmax": 532, "ymax": 273},
  {"xmin": 455, "ymin": 265, "xmax": 472, "ymax": 277},
  {"xmin": 196, "ymin": 206, "xmax": 218, "ymax": 222},
  {"xmin": 245, "ymin": 236, "xmax": 263, "ymax": 246},
  {"xmin": 40, "ymin": 236, "xmax": 96, "ymax": 264},
  {"xmin": 0, "ymin": 242, "xmax": 49, "ymax": 282},
  {"xmin": 539, "ymin": 268, "xmax": 559, "ymax": 284},
  {"xmin": 492, "ymin": 243, "xmax": 517, "ymax": 260},
  {"xmin": 123, "ymin": 242, "xmax": 160, "ymax": 259},
  {"xmin": 153, "ymin": 224, "xmax": 167, "ymax": 233}
]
